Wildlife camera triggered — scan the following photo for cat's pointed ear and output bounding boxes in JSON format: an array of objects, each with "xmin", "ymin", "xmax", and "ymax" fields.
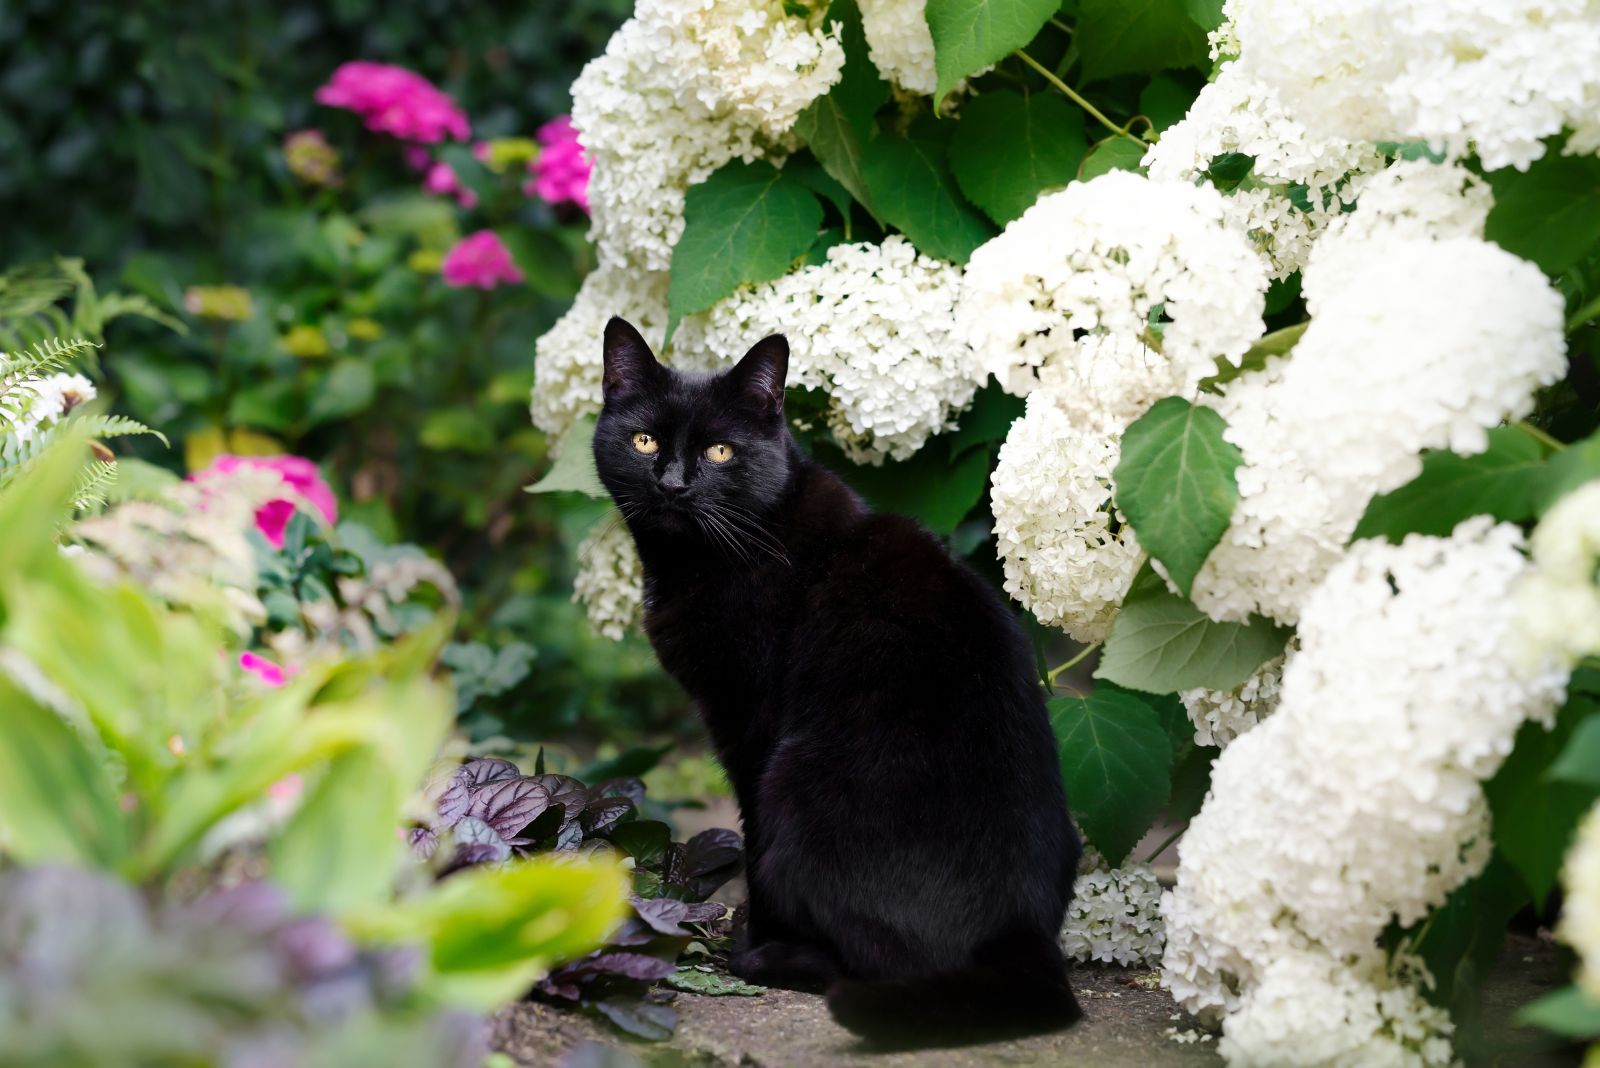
[
  {"xmin": 726, "ymin": 334, "xmax": 788, "ymax": 417},
  {"xmin": 602, "ymin": 317, "xmax": 663, "ymax": 399}
]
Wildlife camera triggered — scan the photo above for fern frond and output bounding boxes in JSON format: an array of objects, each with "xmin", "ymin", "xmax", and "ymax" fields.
[
  {"xmin": 74, "ymin": 413, "xmax": 168, "ymax": 448},
  {"xmin": 72, "ymin": 460, "xmax": 119, "ymax": 511},
  {"xmin": 0, "ymin": 337, "xmax": 99, "ymax": 398},
  {"xmin": 0, "ymin": 262, "xmax": 75, "ymax": 324},
  {"xmin": 91, "ymin": 293, "xmax": 189, "ymax": 337}
]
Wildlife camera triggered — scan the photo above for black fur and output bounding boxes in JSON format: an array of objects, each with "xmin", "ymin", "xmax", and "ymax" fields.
[{"xmin": 593, "ymin": 317, "xmax": 1083, "ymax": 1047}]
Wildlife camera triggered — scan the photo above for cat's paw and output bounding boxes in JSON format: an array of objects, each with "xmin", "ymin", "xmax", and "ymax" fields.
[{"xmin": 728, "ymin": 941, "xmax": 839, "ymax": 993}]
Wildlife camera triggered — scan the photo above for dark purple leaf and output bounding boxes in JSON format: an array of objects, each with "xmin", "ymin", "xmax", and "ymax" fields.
[
  {"xmin": 409, "ymin": 826, "xmax": 439, "ymax": 860},
  {"xmin": 683, "ymin": 829, "xmax": 742, "ymax": 876},
  {"xmin": 537, "ymin": 972, "xmax": 583, "ymax": 1000},
  {"xmin": 679, "ymin": 901, "xmax": 731, "ymax": 926},
  {"xmin": 530, "ymin": 774, "xmax": 588, "ymax": 823},
  {"xmin": 554, "ymin": 820, "xmax": 585, "ymax": 852},
  {"xmin": 591, "ymin": 777, "xmax": 647, "ymax": 807},
  {"xmin": 456, "ymin": 757, "xmax": 520, "ymax": 787},
  {"xmin": 452, "ymin": 818, "xmax": 510, "ymax": 865},
  {"xmin": 630, "ymin": 896, "xmax": 693, "ymax": 936},
  {"xmin": 581, "ymin": 796, "xmax": 634, "ymax": 836},
  {"xmin": 604, "ymin": 917, "xmax": 657, "ymax": 947},
  {"xmin": 455, "ymin": 842, "xmax": 508, "ymax": 867},
  {"xmin": 520, "ymin": 802, "xmax": 566, "ymax": 843},
  {"xmin": 592, "ymin": 996, "xmax": 677, "ymax": 1041},
  {"xmin": 581, "ymin": 952, "xmax": 677, "ymax": 981},
  {"xmin": 276, "ymin": 916, "xmax": 357, "ymax": 980},
  {"xmin": 436, "ymin": 779, "xmax": 470, "ymax": 825},
  {"xmin": 468, "ymin": 777, "xmax": 550, "ymax": 838},
  {"xmin": 184, "ymin": 881, "xmax": 290, "ymax": 932}
]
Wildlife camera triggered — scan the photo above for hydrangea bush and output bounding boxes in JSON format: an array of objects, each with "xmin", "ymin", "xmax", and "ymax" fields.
[{"xmin": 529, "ymin": 0, "xmax": 1600, "ymax": 1061}]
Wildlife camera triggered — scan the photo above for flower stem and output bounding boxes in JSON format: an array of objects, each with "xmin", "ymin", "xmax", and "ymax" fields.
[
  {"xmin": 1047, "ymin": 642, "xmax": 1102, "ymax": 688},
  {"xmin": 1143, "ymin": 824, "xmax": 1187, "ymax": 864},
  {"xmin": 1014, "ymin": 49, "xmax": 1146, "ymax": 145},
  {"xmin": 1516, "ymin": 420, "xmax": 1566, "ymax": 452},
  {"xmin": 1567, "ymin": 294, "xmax": 1600, "ymax": 334}
]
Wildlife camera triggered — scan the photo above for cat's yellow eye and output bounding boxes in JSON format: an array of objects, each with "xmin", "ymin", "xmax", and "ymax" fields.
[
  {"xmin": 632, "ymin": 432, "xmax": 659, "ymax": 455},
  {"xmin": 705, "ymin": 443, "xmax": 734, "ymax": 464}
]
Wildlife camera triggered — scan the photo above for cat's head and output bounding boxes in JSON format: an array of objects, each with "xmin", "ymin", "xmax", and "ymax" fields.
[{"xmin": 593, "ymin": 317, "xmax": 794, "ymax": 535}]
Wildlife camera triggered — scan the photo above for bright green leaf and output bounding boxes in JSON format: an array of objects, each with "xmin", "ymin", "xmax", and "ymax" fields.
[
  {"xmin": 925, "ymin": 0, "xmax": 1059, "ymax": 104},
  {"xmin": 948, "ymin": 382, "xmax": 1025, "ymax": 457},
  {"xmin": 1114, "ymin": 397, "xmax": 1242, "ymax": 596},
  {"xmin": 1183, "ymin": 0, "xmax": 1226, "ymax": 33},
  {"xmin": 1049, "ymin": 688, "xmax": 1173, "ymax": 865},
  {"xmin": 610, "ymin": 820, "xmax": 672, "ymax": 867},
  {"xmin": 420, "ymin": 407, "xmax": 497, "ymax": 453},
  {"xmin": 1550, "ymin": 712, "xmax": 1600, "ymax": 786},
  {"xmin": 1515, "ymin": 985, "xmax": 1600, "ymax": 1039},
  {"xmin": 1077, "ymin": 0, "xmax": 1211, "ymax": 82},
  {"xmin": 1534, "ymin": 429, "xmax": 1600, "ymax": 514},
  {"xmin": 1353, "ymin": 427, "xmax": 1552, "ymax": 543},
  {"xmin": 1139, "ymin": 73, "xmax": 1199, "ymax": 133},
  {"xmin": 666, "ymin": 161, "xmax": 822, "ymax": 339},
  {"xmin": 665, "ymin": 968, "xmax": 767, "ymax": 996},
  {"xmin": 952, "ymin": 91, "xmax": 1086, "ymax": 225},
  {"xmin": 1097, "ymin": 567, "xmax": 1291, "ymax": 694},
  {"xmin": 1486, "ymin": 153, "xmax": 1600, "ymax": 276},
  {"xmin": 860, "ymin": 125, "xmax": 996, "ymax": 264},
  {"xmin": 793, "ymin": 0, "xmax": 887, "ymax": 224},
  {"xmin": 304, "ymin": 358, "xmax": 375, "ymax": 427},
  {"xmin": 1079, "ymin": 137, "xmax": 1147, "ymax": 181},
  {"xmin": 526, "ymin": 415, "xmax": 608, "ymax": 498}
]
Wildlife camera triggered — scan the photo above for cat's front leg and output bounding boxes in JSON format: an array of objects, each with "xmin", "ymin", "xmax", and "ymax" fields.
[{"xmin": 728, "ymin": 940, "xmax": 840, "ymax": 993}]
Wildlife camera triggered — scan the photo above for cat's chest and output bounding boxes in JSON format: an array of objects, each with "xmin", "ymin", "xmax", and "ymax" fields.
[{"xmin": 641, "ymin": 567, "xmax": 790, "ymax": 695}]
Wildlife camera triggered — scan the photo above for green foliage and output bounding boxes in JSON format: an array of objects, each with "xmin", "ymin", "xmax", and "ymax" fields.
[
  {"xmin": 1354, "ymin": 427, "xmax": 1555, "ymax": 542},
  {"xmin": 665, "ymin": 967, "xmax": 766, "ymax": 996},
  {"xmin": 1486, "ymin": 151, "xmax": 1600, "ymax": 275},
  {"xmin": 1485, "ymin": 694, "xmax": 1600, "ymax": 902},
  {"xmin": 860, "ymin": 122, "xmax": 996, "ymax": 264},
  {"xmin": 527, "ymin": 415, "xmax": 611, "ymax": 498},
  {"xmin": 1115, "ymin": 397, "xmax": 1243, "ymax": 597},
  {"xmin": 1516, "ymin": 986, "xmax": 1600, "ymax": 1039},
  {"xmin": 924, "ymin": 0, "xmax": 1060, "ymax": 103},
  {"xmin": 792, "ymin": 0, "xmax": 887, "ymax": 224},
  {"xmin": 1096, "ymin": 566, "xmax": 1291, "ymax": 694},
  {"xmin": 1079, "ymin": 136, "xmax": 1149, "ymax": 180},
  {"xmin": 666, "ymin": 161, "xmax": 824, "ymax": 339},
  {"xmin": 1076, "ymin": 0, "xmax": 1213, "ymax": 82},
  {"xmin": 952, "ymin": 91, "xmax": 1087, "ymax": 225},
  {"xmin": 1049, "ymin": 687, "xmax": 1173, "ymax": 866}
]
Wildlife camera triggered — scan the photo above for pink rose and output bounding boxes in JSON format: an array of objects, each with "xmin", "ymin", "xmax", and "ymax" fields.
[
  {"xmin": 194, "ymin": 454, "xmax": 338, "ymax": 548},
  {"xmin": 239, "ymin": 651, "xmax": 288, "ymax": 687},
  {"xmin": 315, "ymin": 61, "xmax": 470, "ymax": 144},
  {"xmin": 440, "ymin": 230, "xmax": 524, "ymax": 290}
]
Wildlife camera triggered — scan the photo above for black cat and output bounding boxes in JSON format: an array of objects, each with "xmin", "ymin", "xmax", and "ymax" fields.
[{"xmin": 592, "ymin": 317, "xmax": 1083, "ymax": 1046}]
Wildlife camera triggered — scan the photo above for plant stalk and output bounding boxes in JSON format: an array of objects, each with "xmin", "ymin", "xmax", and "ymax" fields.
[{"xmin": 1013, "ymin": 50, "xmax": 1146, "ymax": 145}]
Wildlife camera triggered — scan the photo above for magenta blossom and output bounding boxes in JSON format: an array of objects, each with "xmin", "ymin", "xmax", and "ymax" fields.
[
  {"xmin": 423, "ymin": 160, "xmax": 478, "ymax": 209},
  {"xmin": 194, "ymin": 454, "xmax": 338, "ymax": 548},
  {"xmin": 441, "ymin": 231, "xmax": 524, "ymax": 290},
  {"xmin": 525, "ymin": 115, "xmax": 590, "ymax": 211},
  {"xmin": 239, "ymin": 651, "xmax": 288, "ymax": 687},
  {"xmin": 315, "ymin": 61, "xmax": 469, "ymax": 144}
]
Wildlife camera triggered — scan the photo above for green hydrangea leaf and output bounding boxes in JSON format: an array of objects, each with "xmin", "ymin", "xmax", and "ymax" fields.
[
  {"xmin": 1049, "ymin": 688, "xmax": 1173, "ymax": 866},
  {"xmin": 925, "ymin": 0, "xmax": 1059, "ymax": 104},
  {"xmin": 860, "ymin": 123, "xmax": 996, "ymax": 264},
  {"xmin": 951, "ymin": 90, "xmax": 1086, "ymax": 225},
  {"xmin": 1077, "ymin": 0, "xmax": 1211, "ymax": 83}
]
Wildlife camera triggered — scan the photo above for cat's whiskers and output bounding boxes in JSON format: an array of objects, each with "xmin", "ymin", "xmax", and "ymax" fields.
[{"xmin": 698, "ymin": 501, "xmax": 790, "ymax": 569}]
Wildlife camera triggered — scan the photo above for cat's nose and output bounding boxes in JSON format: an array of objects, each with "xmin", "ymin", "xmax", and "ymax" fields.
[{"xmin": 659, "ymin": 467, "xmax": 689, "ymax": 496}]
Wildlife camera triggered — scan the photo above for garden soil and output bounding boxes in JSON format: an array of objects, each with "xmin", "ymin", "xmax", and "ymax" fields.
[{"xmin": 492, "ymin": 933, "xmax": 1577, "ymax": 1067}]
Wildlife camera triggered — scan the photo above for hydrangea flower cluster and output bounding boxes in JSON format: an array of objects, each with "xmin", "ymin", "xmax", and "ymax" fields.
[
  {"xmin": 315, "ymin": 61, "xmax": 470, "ymax": 144},
  {"xmin": 674, "ymin": 237, "xmax": 975, "ymax": 463},
  {"xmin": 1219, "ymin": 0, "xmax": 1600, "ymax": 171},
  {"xmin": 1191, "ymin": 230, "xmax": 1567, "ymax": 624},
  {"xmin": 527, "ymin": 115, "xmax": 592, "ymax": 211},
  {"xmin": 1180, "ymin": 654, "xmax": 1286, "ymax": 749},
  {"xmin": 1142, "ymin": 64, "xmax": 1383, "ymax": 278},
  {"xmin": 958, "ymin": 171, "xmax": 1268, "ymax": 397},
  {"xmin": 1517, "ymin": 481, "xmax": 1600, "ymax": 670},
  {"xmin": 857, "ymin": 0, "xmax": 939, "ymax": 96},
  {"xmin": 423, "ymin": 160, "xmax": 477, "ymax": 210},
  {"xmin": 1162, "ymin": 520, "xmax": 1569, "ymax": 1062},
  {"xmin": 190, "ymin": 454, "xmax": 338, "ymax": 550},
  {"xmin": 570, "ymin": 0, "xmax": 844, "ymax": 271},
  {"xmin": 1059, "ymin": 849, "xmax": 1166, "ymax": 968},
  {"xmin": 0, "ymin": 371, "xmax": 95, "ymax": 445},
  {"xmin": 1562, "ymin": 800, "xmax": 1600, "ymax": 1005},
  {"xmin": 441, "ymin": 231, "xmax": 524, "ymax": 291},
  {"xmin": 573, "ymin": 518, "xmax": 646, "ymax": 641}
]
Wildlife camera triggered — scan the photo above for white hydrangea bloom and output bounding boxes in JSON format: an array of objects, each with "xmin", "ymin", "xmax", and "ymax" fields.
[
  {"xmin": 1191, "ymin": 233, "xmax": 1566, "ymax": 624},
  {"xmin": 857, "ymin": 0, "xmax": 938, "ymax": 95},
  {"xmin": 1561, "ymin": 801, "xmax": 1600, "ymax": 1004},
  {"xmin": 1060, "ymin": 849, "xmax": 1166, "ymax": 967},
  {"xmin": 573, "ymin": 518, "xmax": 645, "ymax": 641},
  {"xmin": 1516, "ymin": 481, "xmax": 1600, "ymax": 670},
  {"xmin": 572, "ymin": 0, "xmax": 844, "ymax": 270},
  {"xmin": 530, "ymin": 266, "xmax": 684, "ymax": 453},
  {"xmin": 672, "ymin": 237, "xmax": 975, "ymax": 463},
  {"xmin": 1222, "ymin": 0, "xmax": 1600, "ymax": 171},
  {"xmin": 990, "ymin": 382, "xmax": 1142, "ymax": 643},
  {"xmin": 1, "ymin": 371, "xmax": 96, "ymax": 444},
  {"xmin": 1143, "ymin": 63, "xmax": 1383, "ymax": 278},
  {"xmin": 1181, "ymin": 653, "xmax": 1285, "ymax": 748},
  {"xmin": 1162, "ymin": 521, "xmax": 1569, "ymax": 1058},
  {"xmin": 1221, "ymin": 950, "xmax": 1454, "ymax": 1068},
  {"xmin": 958, "ymin": 171, "xmax": 1268, "ymax": 397}
]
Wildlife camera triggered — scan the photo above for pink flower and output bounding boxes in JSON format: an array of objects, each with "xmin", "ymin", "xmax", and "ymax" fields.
[
  {"xmin": 315, "ymin": 61, "xmax": 470, "ymax": 144},
  {"xmin": 441, "ymin": 230, "xmax": 524, "ymax": 290},
  {"xmin": 423, "ymin": 160, "xmax": 478, "ymax": 209},
  {"xmin": 268, "ymin": 774, "xmax": 305, "ymax": 801},
  {"xmin": 193, "ymin": 454, "xmax": 338, "ymax": 548},
  {"xmin": 525, "ymin": 115, "xmax": 590, "ymax": 211},
  {"xmin": 239, "ymin": 651, "xmax": 288, "ymax": 687}
]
